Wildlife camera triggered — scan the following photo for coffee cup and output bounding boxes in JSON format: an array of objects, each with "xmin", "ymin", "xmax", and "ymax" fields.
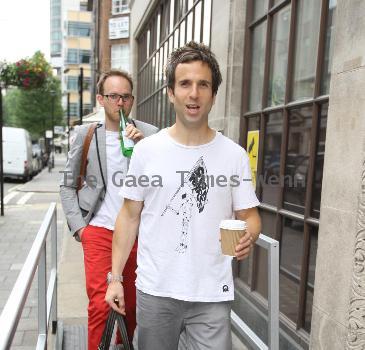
[{"xmin": 220, "ymin": 219, "xmax": 246, "ymax": 256}]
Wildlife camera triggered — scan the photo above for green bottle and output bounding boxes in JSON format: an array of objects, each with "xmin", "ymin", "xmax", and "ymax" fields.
[{"xmin": 119, "ymin": 109, "xmax": 134, "ymax": 157}]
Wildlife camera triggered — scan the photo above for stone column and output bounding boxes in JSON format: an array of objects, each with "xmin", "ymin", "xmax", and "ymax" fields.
[{"xmin": 310, "ymin": 0, "xmax": 365, "ymax": 349}]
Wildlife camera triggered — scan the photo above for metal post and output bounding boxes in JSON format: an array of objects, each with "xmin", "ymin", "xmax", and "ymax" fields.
[
  {"xmin": 51, "ymin": 210, "xmax": 57, "ymax": 334},
  {"xmin": 268, "ymin": 238, "xmax": 280, "ymax": 350},
  {"xmin": 67, "ymin": 92, "xmax": 70, "ymax": 152},
  {"xmin": 51, "ymin": 94, "xmax": 55, "ymax": 168},
  {"xmin": 79, "ymin": 67, "xmax": 84, "ymax": 125},
  {"xmin": 0, "ymin": 85, "xmax": 4, "ymax": 216},
  {"xmin": 38, "ymin": 243, "xmax": 47, "ymax": 341}
]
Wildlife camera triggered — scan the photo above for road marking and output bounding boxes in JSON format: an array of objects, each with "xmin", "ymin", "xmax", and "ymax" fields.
[
  {"xmin": 17, "ymin": 192, "xmax": 34, "ymax": 205},
  {"xmin": 4, "ymin": 191, "xmax": 18, "ymax": 204},
  {"xmin": 8, "ymin": 184, "xmax": 22, "ymax": 193}
]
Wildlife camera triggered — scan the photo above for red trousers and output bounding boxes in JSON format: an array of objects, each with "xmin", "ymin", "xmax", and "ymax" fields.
[{"xmin": 81, "ymin": 225, "xmax": 137, "ymax": 350}]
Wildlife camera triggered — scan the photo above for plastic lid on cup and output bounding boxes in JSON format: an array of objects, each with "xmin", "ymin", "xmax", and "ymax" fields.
[{"xmin": 220, "ymin": 219, "xmax": 246, "ymax": 230}]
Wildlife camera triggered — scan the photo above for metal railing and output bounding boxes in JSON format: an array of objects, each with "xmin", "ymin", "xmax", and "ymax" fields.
[
  {"xmin": 231, "ymin": 234, "xmax": 279, "ymax": 350},
  {"xmin": 0, "ymin": 202, "xmax": 58, "ymax": 350}
]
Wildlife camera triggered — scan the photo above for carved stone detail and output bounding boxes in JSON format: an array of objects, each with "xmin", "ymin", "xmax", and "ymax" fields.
[{"xmin": 346, "ymin": 159, "xmax": 365, "ymax": 349}]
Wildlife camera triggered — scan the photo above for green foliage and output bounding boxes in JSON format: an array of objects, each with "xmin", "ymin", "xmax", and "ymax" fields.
[
  {"xmin": 1, "ymin": 52, "xmax": 64, "ymax": 139},
  {"xmin": 4, "ymin": 76, "xmax": 64, "ymax": 139},
  {"xmin": 0, "ymin": 51, "xmax": 51, "ymax": 89}
]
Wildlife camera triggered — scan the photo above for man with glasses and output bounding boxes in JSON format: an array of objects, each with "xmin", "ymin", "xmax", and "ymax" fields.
[{"xmin": 60, "ymin": 70, "xmax": 158, "ymax": 349}]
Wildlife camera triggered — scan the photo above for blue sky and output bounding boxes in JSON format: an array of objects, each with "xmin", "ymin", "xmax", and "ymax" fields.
[{"xmin": 0, "ymin": 0, "xmax": 50, "ymax": 62}]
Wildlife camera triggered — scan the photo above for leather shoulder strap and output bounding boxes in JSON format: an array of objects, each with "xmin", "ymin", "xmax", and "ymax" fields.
[{"xmin": 77, "ymin": 123, "xmax": 98, "ymax": 192}]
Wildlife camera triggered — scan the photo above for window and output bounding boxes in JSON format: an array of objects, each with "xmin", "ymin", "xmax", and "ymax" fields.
[
  {"xmin": 112, "ymin": 0, "xmax": 129, "ymax": 15},
  {"xmin": 66, "ymin": 49, "xmax": 91, "ymax": 64},
  {"xmin": 51, "ymin": 43, "xmax": 62, "ymax": 55},
  {"xmin": 239, "ymin": 0, "xmax": 337, "ymax": 337},
  {"xmin": 66, "ymin": 49, "xmax": 79, "ymax": 64},
  {"xmin": 68, "ymin": 21, "xmax": 91, "ymax": 37},
  {"xmin": 67, "ymin": 76, "xmax": 78, "ymax": 91},
  {"xmin": 80, "ymin": 2, "xmax": 88, "ymax": 11},
  {"xmin": 51, "ymin": 18, "xmax": 61, "ymax": 29},
  {"xmin": 111, "ymin": 44, "xmax": 130, "ymax": 71},
  {"xmin": 70, "ymin": 103, "xmax": 78, "ymax": 116},
  {"xmin": 51, "ymin": 31, "xmax": 62, "ymax": 40},
  {"xmin": 67, "ymin": 76, "xmax": 92, "ymax": 92},
  {"xmin": 136, "ymin": 0, "xmax": 212, "ymax": 128},
  {"xmin": 69, "ymin": 103, "xmax": 91, "ymax": 117},
  {"xmin": 83, "ymin": 104, "xmax": 92, "ymax": 115},
  {"xmin": 80, "ymin": 50, "xmax": 91, "ymax": 64}
]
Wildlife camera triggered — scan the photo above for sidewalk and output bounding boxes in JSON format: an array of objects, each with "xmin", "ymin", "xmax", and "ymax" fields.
[{"xmin": 0, "ymin": 153, "xmax": 77, "ymax": 349}]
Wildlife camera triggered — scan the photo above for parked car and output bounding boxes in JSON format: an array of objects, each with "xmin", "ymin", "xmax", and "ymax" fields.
[
  {"xmin": 3, "ymin": 127, "xmax": 33, "ymax": 181},
  {"xmin": 31, "ymin": 143, "xmax": 43, "ymax": 176}
]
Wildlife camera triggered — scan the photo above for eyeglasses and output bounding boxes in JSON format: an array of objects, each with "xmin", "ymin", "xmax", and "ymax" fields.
[{"xmin": 103, "ymin": 93, "xmax": 134, "ymax": 103}]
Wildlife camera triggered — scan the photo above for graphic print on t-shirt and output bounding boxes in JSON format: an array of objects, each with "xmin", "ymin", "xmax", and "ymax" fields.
[{"xmin": 161, "ymin": 157, "xmax": 209, "ymax": 253}]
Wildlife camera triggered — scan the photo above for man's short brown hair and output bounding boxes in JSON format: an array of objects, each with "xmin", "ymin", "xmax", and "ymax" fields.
[
  {"xmin": 165, "ymin": 41, "xmax": 222, "ymax": 95},
  {"xmin": 97, "ymin": 69, "xmax": 133, "ymax": 95}
]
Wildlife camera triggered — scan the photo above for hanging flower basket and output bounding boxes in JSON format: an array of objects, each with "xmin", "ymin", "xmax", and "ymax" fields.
[{"xmin": 0, "ymin": 52, "xmax": 51, "ymax": 89}]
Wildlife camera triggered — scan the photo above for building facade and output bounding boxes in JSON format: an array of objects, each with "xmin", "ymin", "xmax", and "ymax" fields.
[
  {"xmin": 50, "ymin": 0, "xmax": 93, "ymax": 124},
  {"xmin": 87, "ymin": 0, "xmax": 131, "ymax": 101},
  {"xmin": 88, "ymin": 0, "xmax": 365, "ymax": 349}
]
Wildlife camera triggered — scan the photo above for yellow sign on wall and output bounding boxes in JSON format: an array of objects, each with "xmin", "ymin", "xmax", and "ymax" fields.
[{"xmin": 247, "ymin": 130, "xmax": 259, "ymax": 189}]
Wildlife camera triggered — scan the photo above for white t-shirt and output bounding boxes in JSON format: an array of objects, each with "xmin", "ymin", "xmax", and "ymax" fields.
[
  {"xmin": 120, "ymin": 129, "xmax": 260, "ymax": 302},
  {"xmin": 90, "ymin": 130, "xmax": 128, "ymax": 230}
]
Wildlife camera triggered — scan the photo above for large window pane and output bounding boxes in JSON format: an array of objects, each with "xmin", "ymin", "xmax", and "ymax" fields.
[
  {"xmin": 249, "ymin": 23, "xmax": 266, "ymax": 111},
  {"xmin": 202, "ymin": 0, "xmax": 211, "ymax": 45},
  {"xmin": 283, "ymin": 107, "xmax": 312, "ymax": 214},
  {"xmin": 255, "ymin": 210, "xmax": 277, "ymax": 298},
  {"xmin": 304, "ymin": 226, "xmax": 318, "ymax": 332},
  {"xmin": 253, "ymin": 0, "xmax": 268, "ymax": 20},
  {"xmin": 262, "ymin": 112, "xmax": 283, "ymax": 206},
  {"xmin": 292, "ymin": 0, "xmax": 321, "ymax": 101},
  {"xmin": 268, "ymin": 6, "xmax": 290, "ymax": 106},
  {"xmin": 311, "ymin": 104, "xmax": 328, "ymax": 218},
  {"xmin": 321, "ymin": 0, "xmax": 337, "ymax": 95},
  {"xmin": 111, "ymin": 44, "xmax": 130, "ymax": 72},
  {"xmin": 280, "ymin": 217, "xmax": 304, "ymax": 324},
  {"xmin": 194, "ymin": 2, "xmax": 202, "ymax": 42}
]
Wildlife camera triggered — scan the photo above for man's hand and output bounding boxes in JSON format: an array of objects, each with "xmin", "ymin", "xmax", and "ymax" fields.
[
  {"xmin": 235, "ymin": 230, "xmax": 253, "ymax": 261},
  {"xmin": 234, "ymin": 207, "xmax": 261, "ymax": 261},
  {"xmin": 125, "ymin": 123, "xmax": 143, "ymax": 142},
  {"xmin": 77, "ymin": 227, "xmax": 85, "ymax": 241},
  {"xmin": 105, "ymin": 282, "xmax": 126, "ymax": 315}
]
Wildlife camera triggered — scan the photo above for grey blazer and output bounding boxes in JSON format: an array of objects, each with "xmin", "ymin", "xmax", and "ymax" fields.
[{"xmin": 60, "ymin": 120, "xmax": 159, "ymax": 236}]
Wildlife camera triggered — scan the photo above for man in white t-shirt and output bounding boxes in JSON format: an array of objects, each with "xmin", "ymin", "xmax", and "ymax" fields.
[{"xmin": 105, "ymin": 42, "xmax": 261, "ymax": 349}]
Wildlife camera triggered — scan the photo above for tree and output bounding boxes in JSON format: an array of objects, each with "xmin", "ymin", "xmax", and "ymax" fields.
[
  {"xmin": 1, "ymin": 52, "xmax": 64, "ymax": 139},
  {"xmin": 4, "ymin": 77, "xmax": 64, "ymax": 139}
]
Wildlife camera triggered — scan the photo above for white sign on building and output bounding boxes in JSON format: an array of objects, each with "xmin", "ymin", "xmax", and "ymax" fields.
[{"xmin": 109, "ymin": 16, "xmax": 129, "ymax": 39}]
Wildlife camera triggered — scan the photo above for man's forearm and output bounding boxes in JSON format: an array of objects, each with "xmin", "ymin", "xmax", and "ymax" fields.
[
  {"xmin": 236, "ymin": 207, "xmax": 261, "ymax": 241},
  {"xmin": 111, "ymin": 208, "xmax": 139, "ymax": 276},
  {"xmin": 245, "ymin": 212, "xmax": 261, "ymax": 241}
]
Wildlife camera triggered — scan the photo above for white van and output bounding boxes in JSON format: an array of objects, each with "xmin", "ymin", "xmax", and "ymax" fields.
[{"xmin": 3, "ymin": 127, "xmax": 33, "ymax": 181}]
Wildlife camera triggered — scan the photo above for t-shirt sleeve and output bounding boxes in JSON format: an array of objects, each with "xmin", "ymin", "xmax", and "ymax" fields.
[
  {"xmin": 232, "ymin": 151, "xmax": 260, "ymax": 211},
  {"xmin": 119, "ymin": 144, "xmax": 145, "ymax": 201}
]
